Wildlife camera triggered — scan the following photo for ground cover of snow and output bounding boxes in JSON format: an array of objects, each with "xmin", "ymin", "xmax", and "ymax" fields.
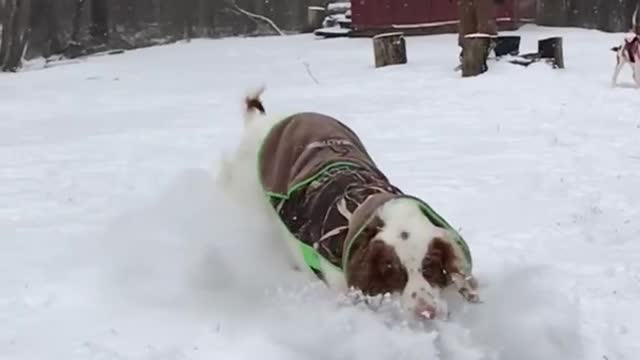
[{"xmin": 1, "ymin": 24, "xmax": 639, "ymax": 360}]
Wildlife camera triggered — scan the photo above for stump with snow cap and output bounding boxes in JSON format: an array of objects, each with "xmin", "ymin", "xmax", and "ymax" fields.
[
  {"xmin": 462, "ymin": 33, "xmax": 492, "ymax": 77},
  {"xmin": 373, "ymin": 32, "xmax": 407, "ymax": 68}
]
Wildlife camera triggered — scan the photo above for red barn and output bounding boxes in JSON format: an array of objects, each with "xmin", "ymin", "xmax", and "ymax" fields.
[{"xmin": 349, "ymin": 0, "xmax": 529, "ymax": 37}]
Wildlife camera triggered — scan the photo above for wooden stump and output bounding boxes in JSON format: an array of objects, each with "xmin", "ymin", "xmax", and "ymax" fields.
[
  {"xmin": 373, "ymin": 32, "xmax": 407, "ymax": 68},
  {"xmin": 538, "ymin": 36, "xmax": 564, "ymax": 69},
  {"xmin": 462, "ymin": 33, "xmax": 491, "ymax": 77},
  {"xmin": 306, "ymin": 6, "xmax": 325, "ymax": 33},
  {"xmin": 493, "ymin": 35, "xmax": 521, "ymax": 57}
]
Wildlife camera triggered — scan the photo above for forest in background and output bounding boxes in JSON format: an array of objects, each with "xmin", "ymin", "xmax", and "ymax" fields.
[
  {"xmin": 1, "ymin": 0, "xmax": 639, "ymax": 72},
  {"xmin": 537, "ymin": 0, "xmax": 640, "ymax": 33},
  {"xmin": 0, "ymin": 0, "xmax": 325, "ymax": 72}
]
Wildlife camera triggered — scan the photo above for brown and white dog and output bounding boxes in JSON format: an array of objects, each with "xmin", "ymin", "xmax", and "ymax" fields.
[
  {"xmin": 218, "ymin": 87, "xmax": 480, "ymax": 319},
  {"xmin": 611, "ymin": 32, "xmax": 640, "ymax": 88},
  {"xmin": 611, "ymin": 6, "xmax": 640, "ymax": 88}
]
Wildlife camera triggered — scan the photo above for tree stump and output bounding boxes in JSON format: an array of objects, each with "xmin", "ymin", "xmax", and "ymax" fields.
[
  {"xmin": 538, "ymin": 36, "xmax": 564, "ymax": 69},
  {"xmin": 306, "ymin": 6, "xmax": 325, "ymax": 33},
  {"xmin": 462, "ymin": 33, "xmax": 491, "ymax": 77},
  {"xmin": 493, "ymin": 35, "xmax": 521, "ymax": 57},
  {"xmin": 373, "ymin": 32, "xmax": 407, "ymax": 68}
]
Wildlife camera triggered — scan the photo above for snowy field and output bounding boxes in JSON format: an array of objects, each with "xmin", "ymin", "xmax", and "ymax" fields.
[{"xmin": 1, "ymin": 24, "xmax": 639, "ymax": 360}]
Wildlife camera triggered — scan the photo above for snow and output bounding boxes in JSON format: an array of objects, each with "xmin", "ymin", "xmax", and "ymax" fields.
[{"xmin": 1, "ymin": 24, "xmax": 639, "ymax": 360}]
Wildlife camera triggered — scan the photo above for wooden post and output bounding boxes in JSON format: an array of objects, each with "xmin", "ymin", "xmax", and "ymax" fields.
[
  {"xmin": 373, "ymin": 32, "xmax": 407, "ymax": 68},
  {"xmin": 306, "ymin": 6, "xmax": 325, "ymax": 33},
  {"xmin": 493, "ymin": 35, "xmax": 521, "ymax": 57},
  {"xmin": 538, "ymin": 36, "xmax": 564, "ymax": 69},
  {"xmin": 462, "ymin": 33, "xmax": 491, "ymax": 77}
]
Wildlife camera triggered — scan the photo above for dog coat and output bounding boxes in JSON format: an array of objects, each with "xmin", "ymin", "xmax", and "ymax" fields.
[{"xmin": 258, "ymin": 112, "xmax": 472, "ymax": 279}]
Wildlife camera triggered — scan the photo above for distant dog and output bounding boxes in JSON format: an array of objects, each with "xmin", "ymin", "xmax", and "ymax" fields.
[
  {"xmin": 611, "ymin": 32, "xmax": 640, "ymax": 87},
  {"xmin": 218, "ymin": 87, "xmax": 480, "ymax": 320},
  {"xmin": 611, "ymin": 5, "xmax": 640, "ymax": 88}
]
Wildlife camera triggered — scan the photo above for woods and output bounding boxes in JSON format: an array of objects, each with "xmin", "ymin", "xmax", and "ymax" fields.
[
  {"xmin": 537, "ymin": 0, "xmax": 640, "ymax": 32},
  {"xmin": 0, "ymin": 0, "xmax": 325, "ymax": 72}
]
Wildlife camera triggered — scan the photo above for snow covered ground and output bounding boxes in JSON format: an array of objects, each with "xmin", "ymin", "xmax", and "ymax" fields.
[{"xmin": 1, "ymin": 24, "xmax": 639, "ymax": 360}]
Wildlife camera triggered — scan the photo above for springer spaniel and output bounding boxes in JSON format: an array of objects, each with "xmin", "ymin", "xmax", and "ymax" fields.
[
  {"xmin": 218, "ymin": 87, "xmax": 480, "ymax": 319},
  {"xmin": 611, "ymin": 31, "xmax": 640, "ymax": 88}
]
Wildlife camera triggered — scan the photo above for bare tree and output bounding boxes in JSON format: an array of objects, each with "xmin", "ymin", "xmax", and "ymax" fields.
[
  {"xmin": 0, "ymin": 0, "xmax": 17, "ymax": 66},
  {"xmin": 1, "ymin": 0, "xmax": 31, "ymax": 72},
  {"xmin": 27, "ymin": 0, "xmax": 62, "ymax": 58},
  {"xmin": 0, "ymin": 0, "xmax": 356, "ymax": 71},
  {"xmin": 536, "ymin": 0, "xmax": 568, "ymax": 26},
  {"xmin": 70, "ymin": 0, "xmax": 87, "ymax": 44},
  {"xmin": 89, "ymin": 0, "xmax": 108, "ymax": 44}
]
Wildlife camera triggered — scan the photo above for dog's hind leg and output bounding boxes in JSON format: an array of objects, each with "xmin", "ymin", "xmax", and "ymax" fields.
[
  {"xmin": 633, "ymin": 64, "xmax": 640, "ymax": 88},
  {"xmin": 612, "ymin": 60, "xmax": 624, "ymax": 87}
]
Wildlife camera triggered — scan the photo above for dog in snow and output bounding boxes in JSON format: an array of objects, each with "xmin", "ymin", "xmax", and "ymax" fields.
[
  {"xmin": 611, "ymin": 32, "xmax": 640, "ymax": 88},
  {"xmin": 217, "ymin": 87, "xmax": 480, "ymax": 319},
  {"xmin": 611, "ymin": 5, "xmax": 640, "ymax": 88}
]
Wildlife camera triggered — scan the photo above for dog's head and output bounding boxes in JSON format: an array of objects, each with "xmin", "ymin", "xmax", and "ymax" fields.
[{"xmin": 345, "ymin": 197, "xmax": 477, "ymax": 319}]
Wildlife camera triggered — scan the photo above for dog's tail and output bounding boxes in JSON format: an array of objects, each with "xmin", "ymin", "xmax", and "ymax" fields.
[
  {"xmin": 633, "ymin": 2, "xmax": 638, "ymax": 31},
  {"xmin": 243, "ymin": 85, "xmax": 266, "ymax": 126}
]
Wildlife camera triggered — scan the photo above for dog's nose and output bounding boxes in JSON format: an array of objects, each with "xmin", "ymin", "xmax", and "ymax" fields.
[{"xmin": 414, "ymin": 298, "xmax": 437, "ymax": 319}]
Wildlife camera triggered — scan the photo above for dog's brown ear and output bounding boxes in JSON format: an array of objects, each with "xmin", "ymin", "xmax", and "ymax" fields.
[
  {"xmin": 346, "ymin": 239, "xmax": 408, "ymax": 297},
  {"xmin": 421, "ymin": 238, "xmax": 452, "ymax": 288}
]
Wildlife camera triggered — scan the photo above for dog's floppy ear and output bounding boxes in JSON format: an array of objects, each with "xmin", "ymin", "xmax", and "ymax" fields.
[{"xmin": 243, "ymin": 85, "xmax": 266, "ymax": 125}]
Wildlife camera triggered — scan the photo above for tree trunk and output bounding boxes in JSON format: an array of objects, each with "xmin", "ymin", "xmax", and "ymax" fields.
[
  {"xmin": 197, "ymin": 0, "xmax": 210, "ymax": 37},
  {"xmin": 26, "ymin": 0, "xmax": 62, "ymax": 58},
  {"xmin": 90, "ymin": 0, "xmax": 108, "ymax": 44},
  {"xmin": 462, "ymin": 34, "xmax": 490, "ymax": 77},
  {"xmin": 373, "ymin": 32, "xmax": 407, "ymax": 68},
  {"xmin": 183, "ymin": 0, "xmax": 196, "ymax": 40},
  {"xmin": 71, "ymin": 0, "xmax": 87, "ymax": 43},
  {"xmin": 458, "ymin": 0, "xmax": 497, "ymax": 48},
  {"xmin": 2, "ymin": 0, "xmax": 31, "ymax": 72},
  {"xmin": 536, "ymin": 0, "xmax": 568, "ymax": 26},
  {"xmin": 0, "ymin": 0, "xmax": 17, "ymax": 66},
  {"xmin": 595, "ymin": 0, "xmax": 614, "ymax": 32},
  {"xmin": 126, "ymin": 0, "xmax": 138, "ymax": 31}
]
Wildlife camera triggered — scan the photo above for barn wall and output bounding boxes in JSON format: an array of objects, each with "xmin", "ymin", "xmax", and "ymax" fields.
[{"xmin": 351, "ymin": 0, "xmax": 516, "ymax": 32}]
